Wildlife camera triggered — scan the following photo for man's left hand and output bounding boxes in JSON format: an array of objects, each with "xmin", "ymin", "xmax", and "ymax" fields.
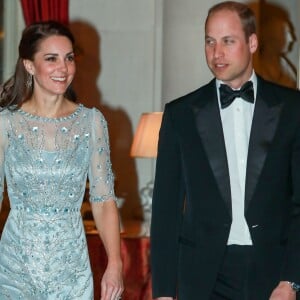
[{"xmin": 269, "ymin": 281, "xmax": 296, "ymax": 300}]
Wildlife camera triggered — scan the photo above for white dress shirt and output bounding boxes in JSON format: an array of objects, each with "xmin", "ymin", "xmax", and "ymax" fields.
[{"xmin": 216, "ymin": 72, "xmax": 257, "ymax": 245}]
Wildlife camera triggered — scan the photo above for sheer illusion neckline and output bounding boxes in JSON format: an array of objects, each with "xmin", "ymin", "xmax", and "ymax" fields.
[{"xmin": 17, "ymin": 103, "xmax": 83, "ymax": 122}]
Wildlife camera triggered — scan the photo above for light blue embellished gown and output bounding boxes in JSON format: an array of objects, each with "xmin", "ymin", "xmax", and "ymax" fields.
[{"xmin": 0, "ymin": 104, "xmax": 116, "ymax": 299}]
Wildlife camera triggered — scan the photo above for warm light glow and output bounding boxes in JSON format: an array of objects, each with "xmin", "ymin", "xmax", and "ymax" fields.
[{"xmin": 130, "ymin": 112, "xmax": 163, "ymax": 158}]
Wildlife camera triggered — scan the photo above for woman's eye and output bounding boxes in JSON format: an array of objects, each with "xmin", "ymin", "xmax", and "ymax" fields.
[
  {"xmin": 45, "ymin": 56, "xmax": 56, "ymax": 62},
  {"xmin": 66, "ymin": 55, "xmax": 75, "ymax": 62}
]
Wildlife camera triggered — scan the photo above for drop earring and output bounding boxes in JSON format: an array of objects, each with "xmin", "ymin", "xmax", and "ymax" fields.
[{"xmin": 26, "ymin": 73, "xmax": 33, "ymax": 89}]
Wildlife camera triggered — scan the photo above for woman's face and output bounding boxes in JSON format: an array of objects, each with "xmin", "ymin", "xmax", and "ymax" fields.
[{"xmin": 24, "ymin": 35, "xmax": 76, "ymax": 98}]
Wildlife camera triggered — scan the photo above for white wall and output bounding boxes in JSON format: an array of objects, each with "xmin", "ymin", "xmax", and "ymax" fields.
[
  {"xmin": 69, "ymin": 0, "xmax": 299, "ymax": 219},
  {"xmin": 69, "ymin": 0, "xmax": 163, "ymax": 219},
  {"xmin": 3, "ymin": 1, "xmax": 24, "ymax": 80},
  {"xmin": 161, "ymin": 0, "xmax": 217, "ymax": 103}
]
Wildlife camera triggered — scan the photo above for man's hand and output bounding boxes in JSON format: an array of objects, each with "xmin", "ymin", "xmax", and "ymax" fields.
[{"xmin": 269, "ymin": 281, "xmax": 296, "ymax": 300}]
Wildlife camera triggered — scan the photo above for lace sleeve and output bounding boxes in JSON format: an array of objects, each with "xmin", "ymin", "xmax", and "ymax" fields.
[{"xmin": 88, "ymin": 108, "xmax": 116, "ymax": 203}]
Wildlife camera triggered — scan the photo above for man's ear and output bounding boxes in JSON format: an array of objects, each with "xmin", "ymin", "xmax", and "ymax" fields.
[
  {"xmin": 249, "ymin": 33, "xmax": 258, "ymax": 54},
  {"xmin": 23, "ymin": 59, "xmax": 34, "ymax": 75}
]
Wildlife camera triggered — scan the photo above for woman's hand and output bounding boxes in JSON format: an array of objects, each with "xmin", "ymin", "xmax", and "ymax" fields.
[{"xmin": 100, "ymin": 263, "xmax": 123, "ymax": 300}]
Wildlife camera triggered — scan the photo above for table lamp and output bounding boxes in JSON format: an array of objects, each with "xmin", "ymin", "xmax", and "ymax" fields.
[{"xmin": 130, "ymin": 112, "xmax": 163, "ymax": 235}]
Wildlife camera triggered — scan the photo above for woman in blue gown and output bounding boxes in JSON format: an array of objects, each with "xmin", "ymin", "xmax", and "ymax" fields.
[{"xmin": 0, "ymin": 21, "xmax": 123, "ymax": 300}]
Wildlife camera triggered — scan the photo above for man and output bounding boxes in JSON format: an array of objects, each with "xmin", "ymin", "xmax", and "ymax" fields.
[{"xmin": 150, "ymin": 1, "xmax": 300, "ymax": 299}]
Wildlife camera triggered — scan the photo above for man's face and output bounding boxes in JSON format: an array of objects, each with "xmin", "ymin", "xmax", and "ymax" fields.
[{"xmin": 205, "ymin": 9, "xmax": 257, "ymax": 89}]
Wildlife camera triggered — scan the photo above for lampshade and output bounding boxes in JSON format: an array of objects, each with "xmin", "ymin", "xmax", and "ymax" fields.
[{"xmin": 130, "ymin": 112, "xmax": 163, "ymax": 158}]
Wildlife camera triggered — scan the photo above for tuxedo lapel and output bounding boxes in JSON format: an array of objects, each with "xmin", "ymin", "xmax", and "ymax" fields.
[
  {"xmin": 192, "ymin": 81, "xmax": 232, "ymax": 216},
  {"xmin": 245, "ymin": 80, "xmax": 284, "ymax": 211},
  {"xmin": 190, "ymin": 78, "xmax": 283, "ymax": 216}
]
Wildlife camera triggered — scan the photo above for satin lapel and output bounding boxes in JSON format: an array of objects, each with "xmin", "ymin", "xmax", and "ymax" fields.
[
  {"xmin": 245, "ymin": 90, "xmax": 283, "ymax": 211},
  {"xmin": 192, "ymin": 83, "xmax": 232, "ymax": 216}
]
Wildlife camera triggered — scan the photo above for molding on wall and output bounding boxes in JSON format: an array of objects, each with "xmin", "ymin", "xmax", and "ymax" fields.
[
  {"xmin": 152, "ymin": 0, "xmax": 163, "ymax": 112},
  {"xmin": 3, "ymin": 0, "xmax": 24, "ymax": 81}
]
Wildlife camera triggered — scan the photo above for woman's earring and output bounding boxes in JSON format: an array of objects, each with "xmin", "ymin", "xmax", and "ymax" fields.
[{"xmin": 26, "ymin": 73, "xmax": 33, "ymax": 89}]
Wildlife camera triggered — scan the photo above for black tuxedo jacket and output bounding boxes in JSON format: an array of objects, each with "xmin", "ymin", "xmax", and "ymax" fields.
[{"xmin": 150, "ymin": 76, "xmax": 300, "ymax": 300}]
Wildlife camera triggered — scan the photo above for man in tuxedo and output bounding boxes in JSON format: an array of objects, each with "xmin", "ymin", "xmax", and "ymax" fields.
[{"xmin": 150, "ymin": 1, "xmax": 300, "ymax": 300}]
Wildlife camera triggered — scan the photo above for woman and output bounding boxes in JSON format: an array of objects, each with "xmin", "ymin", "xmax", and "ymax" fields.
[{"xmin": 0, "ymin": 21, "xmax": 123, "ymax": 300}]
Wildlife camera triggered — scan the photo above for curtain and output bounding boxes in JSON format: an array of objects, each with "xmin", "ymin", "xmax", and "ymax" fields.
[{"xmin": 20, "ymin": 0, "xmax": 69, "ymax": 26}]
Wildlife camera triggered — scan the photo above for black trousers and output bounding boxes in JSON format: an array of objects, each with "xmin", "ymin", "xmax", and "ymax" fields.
[{"xmin": 210, "ymin": 245, "xmax": 258, "ymax": 300}]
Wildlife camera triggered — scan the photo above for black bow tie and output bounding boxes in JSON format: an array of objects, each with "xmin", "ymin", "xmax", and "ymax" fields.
[{"xmin": 219, "ymin": 81, "xmax": 254, "ymax": 109}]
